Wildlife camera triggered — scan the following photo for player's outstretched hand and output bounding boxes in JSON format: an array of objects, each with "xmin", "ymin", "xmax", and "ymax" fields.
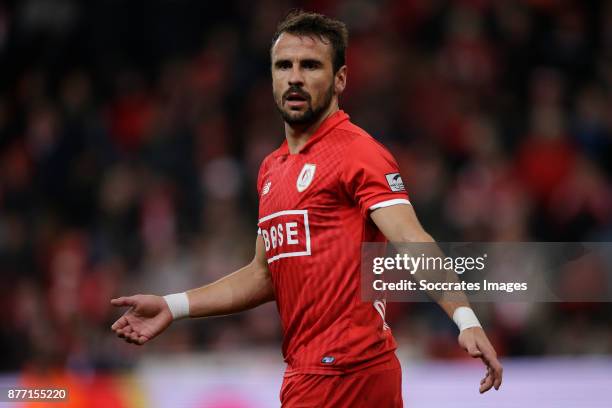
[
  {"xmin": 110, "ymin": 294, "xmax": 173, "ymax": 345},
  {"xmin": 458, "ymin": 327, "xmax": 503, "ymax": 394}
]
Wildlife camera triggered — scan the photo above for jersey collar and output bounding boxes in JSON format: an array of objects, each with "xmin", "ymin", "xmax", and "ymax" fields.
[{"xmin": 273, "ymin": 110, "xmax": 350, "ymax": 157}]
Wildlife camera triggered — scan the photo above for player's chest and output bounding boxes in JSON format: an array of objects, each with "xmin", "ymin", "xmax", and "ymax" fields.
[
  {"xmin": 259, "ymin": 155, "xmax": 340, "ymax": 213},
  {"xmin": 258, "ymin": 154, "xmax": 344, "ymax": 264}
]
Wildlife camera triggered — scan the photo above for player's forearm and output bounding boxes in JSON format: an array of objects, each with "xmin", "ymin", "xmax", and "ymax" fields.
[
  {"xmin": 186, "ymin": 261, "xmax": 275, "ymax": 318},
  {"xmin": 372, "ymin": 206, "xmax": 474, "ymax": 322},
  {"xmin": 394, "ymin": 232, "xmax": 471, "ymax": 317},
  {"xmin": 376, "ymin": 211, "xmax": 471, "ymax": 316},
  {"xmin": 399, "ymin": 235, "xmax": 481, "ymax": 331}
]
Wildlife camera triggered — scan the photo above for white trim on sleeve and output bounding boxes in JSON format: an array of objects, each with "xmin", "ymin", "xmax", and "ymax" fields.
[{"xmin": 369, "ymin": 198, "xmax": 411, "ymax": 211}]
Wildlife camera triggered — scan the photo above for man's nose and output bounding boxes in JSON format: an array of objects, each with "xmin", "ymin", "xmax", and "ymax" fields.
[{"xmin": 288, "ymin": 66, "xmax": 304, "ymax": 85}]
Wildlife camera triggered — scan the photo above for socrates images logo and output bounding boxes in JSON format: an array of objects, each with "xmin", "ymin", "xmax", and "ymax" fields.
[
  {"xmin": 297, "ymin": 163, "xmax": 316, "ymax": 192},
  {"xmin": 385, "ymin": 173, "xmax": 405, "ymax": 192}
]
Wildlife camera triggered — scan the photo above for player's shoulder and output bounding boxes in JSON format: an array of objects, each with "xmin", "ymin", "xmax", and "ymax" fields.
[
  {"xmin": 260, "ymin": 150, "xmax": 276, "ymax": 168},
  {"xmin": 258, "ymin": 143, "xmax": 285, "ymax": 172},
  {"xmin": 334, "ymin": 120, "xmax": 392, "ymax": 155}
]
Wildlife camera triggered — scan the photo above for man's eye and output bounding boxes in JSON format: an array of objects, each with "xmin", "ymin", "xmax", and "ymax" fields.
[{"xmin": 277, "ymin": 62, "xmax": 291, "ymax": 69}]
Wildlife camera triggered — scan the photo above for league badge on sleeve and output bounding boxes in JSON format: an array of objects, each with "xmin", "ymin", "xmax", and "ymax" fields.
[
  {"xmin": 385, "ymin": 173, "xmax": 406, "ymax": 192},
  {"xmin": 297, "ymin": 163, "xmax": 316, "ymax": 192}
]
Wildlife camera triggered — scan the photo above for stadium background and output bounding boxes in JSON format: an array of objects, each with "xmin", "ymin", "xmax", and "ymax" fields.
[{"xmin": 0, "ymin": 0, "xmax": 611, "ymax": 406}]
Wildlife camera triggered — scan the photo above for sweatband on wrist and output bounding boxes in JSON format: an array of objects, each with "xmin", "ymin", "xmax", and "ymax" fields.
[
  {"xmin": 163, "ymin": 292, "xmax": 190, "ymax": 320},
  {"xmin": 453, "ymin": 306, "xmax": 481, "ymax": 331}
]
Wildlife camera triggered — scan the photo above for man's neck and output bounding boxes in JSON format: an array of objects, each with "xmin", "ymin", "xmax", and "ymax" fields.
[{"xmin": 285, "ymin": 104, "xmax": 339, "ymax": 154}]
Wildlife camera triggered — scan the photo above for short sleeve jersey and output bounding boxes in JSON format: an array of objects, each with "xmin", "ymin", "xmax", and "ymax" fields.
[{"xmin": 257, "ymin": 110, "xmax": 410, "ymax": 376}]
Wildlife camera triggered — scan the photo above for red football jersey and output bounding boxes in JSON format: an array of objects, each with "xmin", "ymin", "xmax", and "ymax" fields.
[{"xmin": 257, "ymin": 110, "xmax": 410, "ymax": 376}]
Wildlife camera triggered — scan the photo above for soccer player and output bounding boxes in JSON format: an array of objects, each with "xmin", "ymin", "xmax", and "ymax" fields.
[{"xmin": 111, "ymin": 11, "xmax": 503, "ymax": 407}]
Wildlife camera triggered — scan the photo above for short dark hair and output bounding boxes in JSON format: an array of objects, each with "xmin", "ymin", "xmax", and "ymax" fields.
[{"xmin": 271, "ymin": 10, "xmax": 349, "ymax": 73}]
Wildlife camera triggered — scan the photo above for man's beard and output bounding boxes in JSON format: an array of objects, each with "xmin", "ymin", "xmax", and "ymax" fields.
[{"xmin": 276, "ymin": 84, "xmax": 334, "ymax": 126}]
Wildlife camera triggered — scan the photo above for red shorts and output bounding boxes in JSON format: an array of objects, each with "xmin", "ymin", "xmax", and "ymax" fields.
[{"xmin": 280, "ymin": 354, "xmax": 403, "ymax": 408}]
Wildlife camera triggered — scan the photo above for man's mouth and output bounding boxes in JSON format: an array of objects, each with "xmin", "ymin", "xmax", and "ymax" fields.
[{"xmin": 284, "ymin": 91, "xmax": 309, "ymax": 108}]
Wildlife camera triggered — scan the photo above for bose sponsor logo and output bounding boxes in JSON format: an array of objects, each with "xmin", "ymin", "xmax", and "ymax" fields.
[
  {"xmin": 258, "ymin": 210, "xmax": 311, "ymax": 264},
  {"xmin": 261, "ymin": 222, "xmax": 299, "ymax": 249}
]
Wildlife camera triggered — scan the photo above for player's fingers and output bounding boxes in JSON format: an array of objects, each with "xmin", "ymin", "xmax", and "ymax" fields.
[
  {"xmin": 479, "ymin": 353, "xmax": 499, "ymax": 386},
  {"xmin": 479, "ymin": 342, "xmax": 497, "ymax": 366},
  {"xmin": 491, "ymin": 360, "xmax": 503, "ymax": 390},
  {"xmin": 494, "ymin": 374, "xmax": 503, "ymax": 390},
  {"xmin": 129, "ymin": 334, "xmax": 147, "ymax": 346},
  {"xmin": 111, "ymin": 296, "xmax": 137, "ymax": 308},
  {"xmin": 480, "ymin": 347, "xmax": 503, "ymax": 390},
  {"xmin": 116, "ymin": 327, "xmax": 131, "ymax": 339},
  {"xmin": 479, "ymin": 369, "xmax": 494, "ymax": 394},
  {"xmin": 130, "ymin": 331, "xmax": 146, "ymax": 346},
  {"xmin": 121, "ymin": 330, "xmax": 138, "ymax": 344},
  {"xmin": 128, "ymin": 331, "xmax": 140, "ymax": 343},
  {"xmin": 111, "ymin": 316, "xmax": 129, "ymax": 331},
  {"xmin": 466, "ymin": 341, "xmax": 482, "ymax": 358}
]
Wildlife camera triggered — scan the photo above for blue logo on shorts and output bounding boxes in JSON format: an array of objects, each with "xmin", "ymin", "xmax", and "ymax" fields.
[{"xmin": 321, "ymin": 356, "xmax": 335, "ymax": 364}]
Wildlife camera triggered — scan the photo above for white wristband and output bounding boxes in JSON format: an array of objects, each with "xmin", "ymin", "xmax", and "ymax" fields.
[
  {"xmin": 163, "ymin": 292, "xmax": 190, "ymax": 320},
  {"xmin": 453, "ymin": 307, "xmax": 481, "ymax": 331}
]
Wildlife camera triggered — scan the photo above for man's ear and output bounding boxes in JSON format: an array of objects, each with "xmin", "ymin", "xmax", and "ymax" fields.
[{"xmin": 335, "ymin": 65, "xmax": 347, "ymax": 95}]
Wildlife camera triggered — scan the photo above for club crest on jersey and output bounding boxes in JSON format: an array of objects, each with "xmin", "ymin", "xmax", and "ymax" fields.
[
  {"xmin": 297, "ymin": 163, "xmax": 316, "ymax": 192},
  {"xmin": 385, "ymin": 173, "xmax": 405, "ymax": 192}
]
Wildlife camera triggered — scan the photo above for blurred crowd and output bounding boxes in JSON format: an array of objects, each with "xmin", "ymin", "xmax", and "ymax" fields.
[{"xmin": 1, "ymin": 0, "xmax": 611, "ymax": 373}]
